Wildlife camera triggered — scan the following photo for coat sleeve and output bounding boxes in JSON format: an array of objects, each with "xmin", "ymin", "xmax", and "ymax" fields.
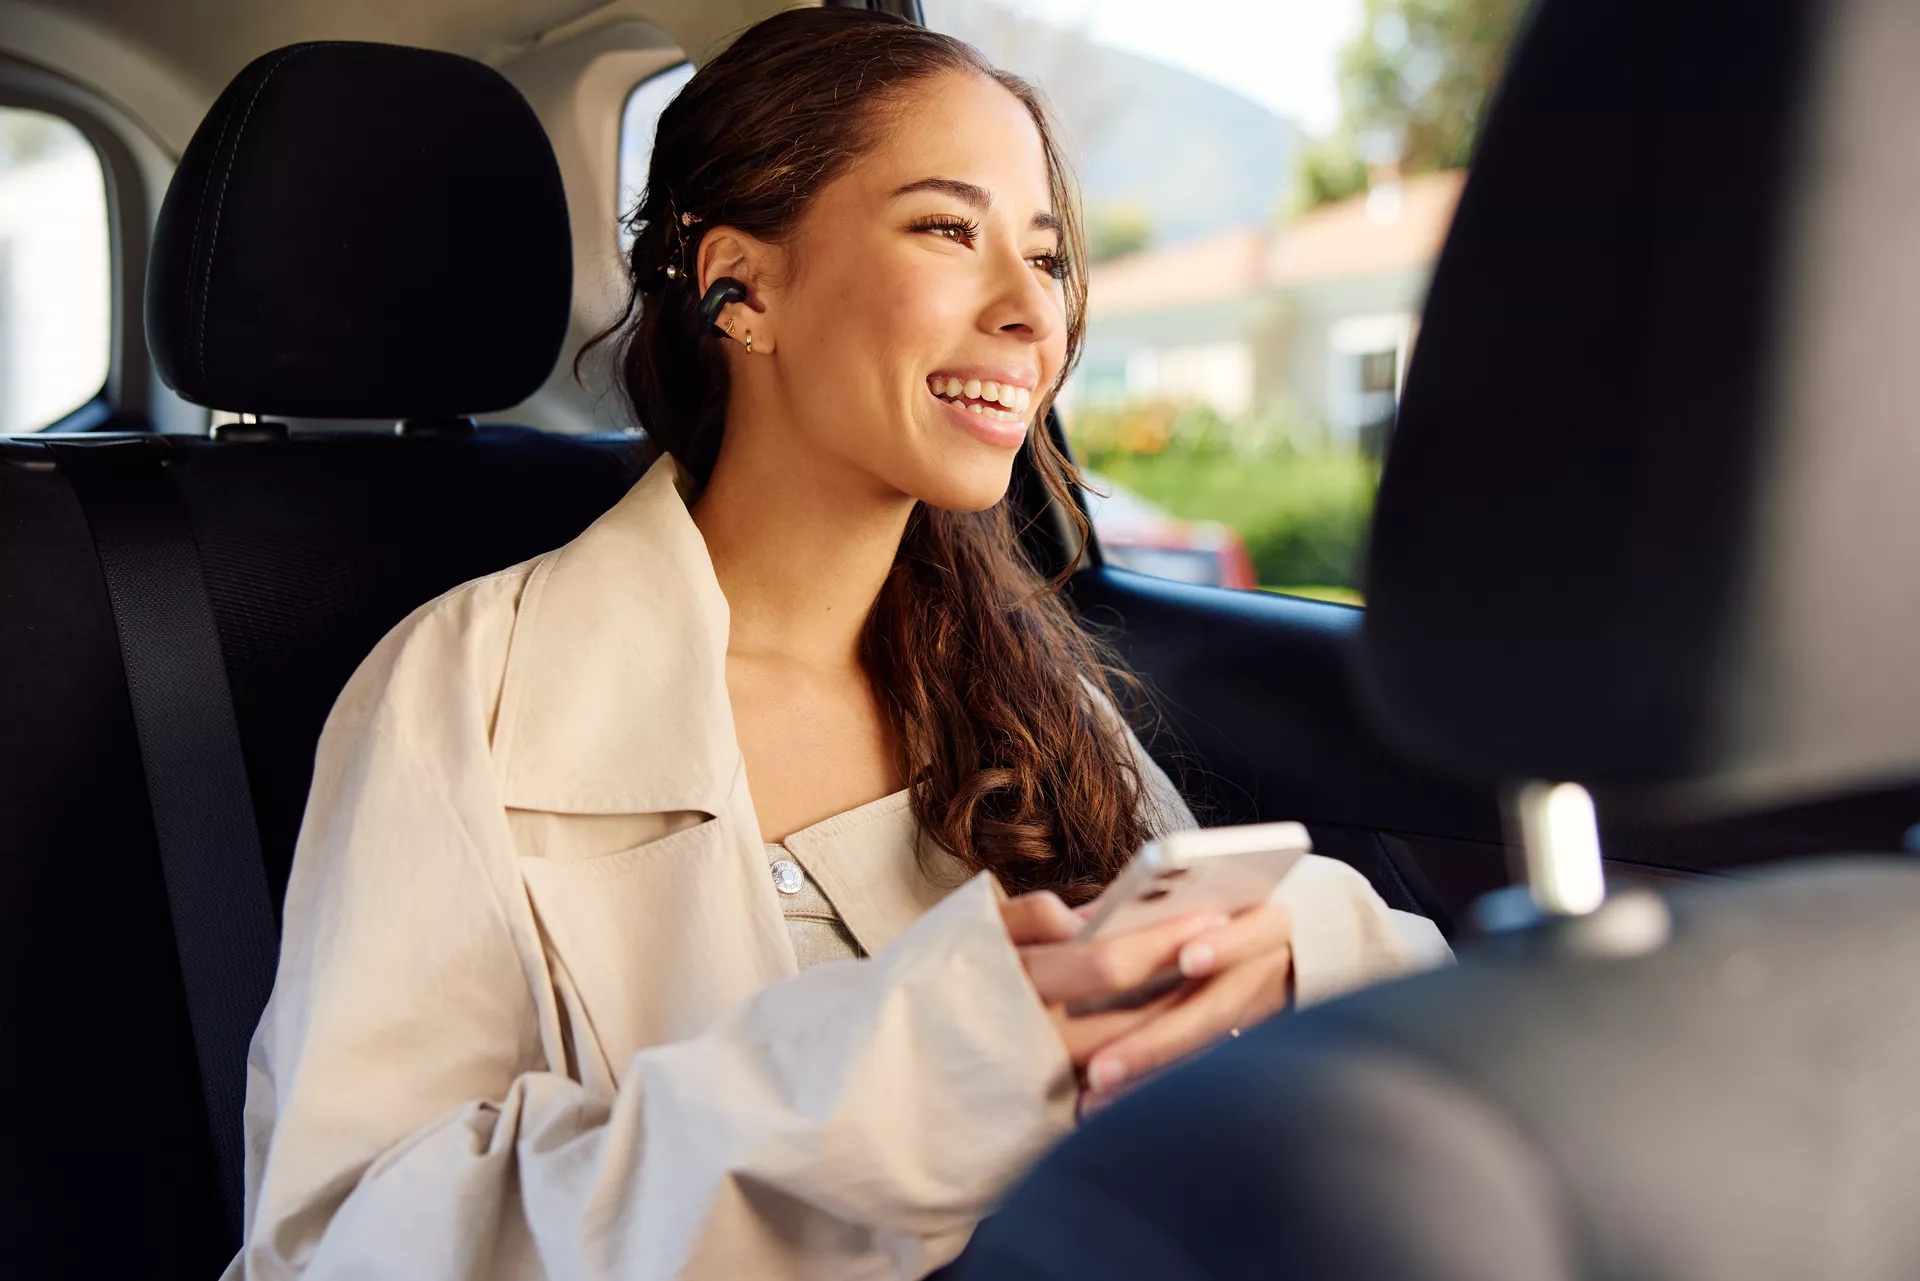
[
  {"xmin": 228, "ymin": 718, "xmax": 1076, "ymax": 1281},
  {"xmin": 1120, "ymin": 724, "xmax": 1453, "ymax": 1008}
]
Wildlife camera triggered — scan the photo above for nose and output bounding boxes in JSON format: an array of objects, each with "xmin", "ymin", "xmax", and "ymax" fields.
[{"xmin": 981, "ymin": 244, "xmax": 1060, "ymax": 348}]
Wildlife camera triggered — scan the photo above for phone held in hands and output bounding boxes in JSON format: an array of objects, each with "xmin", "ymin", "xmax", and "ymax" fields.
[{"xmin": 1066, "ymin": 822, "xmax": 1311, "ymax": 1017}]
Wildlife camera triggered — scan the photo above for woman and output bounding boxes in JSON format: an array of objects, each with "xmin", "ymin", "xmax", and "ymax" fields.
[{"xmin": 230, "ymin": 9, "xmax": 1444, "ymax": 1279}]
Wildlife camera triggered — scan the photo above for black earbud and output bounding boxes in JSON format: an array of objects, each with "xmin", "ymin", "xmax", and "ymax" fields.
[{"xmin": 696, "ymin": 277, "xmax": 748, "ymax": 335}]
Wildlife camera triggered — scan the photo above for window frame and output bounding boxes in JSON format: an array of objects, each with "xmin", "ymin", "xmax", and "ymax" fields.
[
  {"xmin": 615, "ymin": 58, "xmax": 696, "ymax": 249},
  {"xmin": 827, "ymin": 0, "xmax": 927, "ymax": 21}
]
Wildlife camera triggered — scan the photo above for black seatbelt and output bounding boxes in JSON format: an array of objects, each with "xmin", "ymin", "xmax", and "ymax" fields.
[{"xmin": 56, "ymin": 439, "xmax": 279, "ymax": 1248}]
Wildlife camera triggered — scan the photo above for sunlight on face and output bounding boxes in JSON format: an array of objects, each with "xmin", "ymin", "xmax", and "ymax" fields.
[{"xmin": 769, "ymin": 70, "xmax": 1070, "ymax": 511}]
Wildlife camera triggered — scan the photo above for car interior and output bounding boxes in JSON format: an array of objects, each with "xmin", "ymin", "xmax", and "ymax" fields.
[{"xmin": 3, "ymin": 0, "xmax": 1917, "ymax": 1276}]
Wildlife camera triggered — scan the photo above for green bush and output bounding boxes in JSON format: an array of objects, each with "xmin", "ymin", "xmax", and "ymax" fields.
[{"xmin": 1074, "ymin": 430, "xmax": 1379, "ymax": 591}]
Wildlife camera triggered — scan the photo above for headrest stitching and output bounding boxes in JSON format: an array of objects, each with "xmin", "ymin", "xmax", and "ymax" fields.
[
  {"xmin": 184, "ymin": 92, "xmax": 241, "ymax": 398},
  {"xmin": 197, "ymin": 45, "xmax": 315, "ymax": 393}
]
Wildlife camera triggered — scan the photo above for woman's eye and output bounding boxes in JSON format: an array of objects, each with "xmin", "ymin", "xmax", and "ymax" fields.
[
  {"xmin": 1030, "ymin": 253, "xmax": 1071, "ymax": 281},
  {"xmin": 914, "ymin": 217, "xmax": 979, "ymax": 246}
]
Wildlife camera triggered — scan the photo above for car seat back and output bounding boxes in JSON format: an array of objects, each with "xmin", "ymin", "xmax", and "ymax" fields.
[{"xmin": 0, "ymin": 43, "xmax": 639, "ymax": 1279}]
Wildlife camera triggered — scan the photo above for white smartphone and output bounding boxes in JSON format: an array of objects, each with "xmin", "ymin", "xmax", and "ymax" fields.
[{"xmin": 1067, "ymin": 822, "xmax": 1311, "ymax": 1016}]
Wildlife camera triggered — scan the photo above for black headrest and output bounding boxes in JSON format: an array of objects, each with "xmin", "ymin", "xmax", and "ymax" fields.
[
  {"xmin": 1359, "ymin": 0, "xmax": 1920, "ymax": 822},
  {"xmin": 146, "ymin": 42, "xmax": 571, "ymax": 419}
]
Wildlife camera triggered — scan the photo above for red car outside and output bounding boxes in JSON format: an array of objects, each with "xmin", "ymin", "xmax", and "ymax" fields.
[{"xmin": 1080, "ymin": 473, "xmax": 1258, "ymax": 590}]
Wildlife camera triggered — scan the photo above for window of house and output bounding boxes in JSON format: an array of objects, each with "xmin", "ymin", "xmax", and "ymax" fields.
[
  {"xmin": 923, "ymin": 0, "xmax": 1522, "ymax": 603},
  {"xmin": 0, "ymin": 107, "xmax": 110, "ymax": 434},
  {"xmin": 617, "ymin": 61, "xmax": 696, "ymax": 251}
]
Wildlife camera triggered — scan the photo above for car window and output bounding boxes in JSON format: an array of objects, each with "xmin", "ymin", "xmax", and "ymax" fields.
[
  {"xmin": 0, "ymin": 107, "xmax": 110, "ymax": 434},
  {"xmin": 617, "ymin": 61, "xmax": 696, "ymax": 250},
  {"xmin": 923, "ymin": 0, "xmax": 1523, "ymax": 604}
]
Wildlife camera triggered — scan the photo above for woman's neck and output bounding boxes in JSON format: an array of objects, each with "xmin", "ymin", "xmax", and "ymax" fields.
[{"xmin": 690, "ymin": 423, "xmax": 915, "ymax": 673}]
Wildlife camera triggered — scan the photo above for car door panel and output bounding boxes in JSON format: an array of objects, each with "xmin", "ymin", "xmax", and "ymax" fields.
[
  {"xmin": 1069, "ymin": 565, "xmax": 1512, "ymax": 927},
  {"xmin": 1068, "ymin": 563, "xmax": 1920, "ymax": 932}
]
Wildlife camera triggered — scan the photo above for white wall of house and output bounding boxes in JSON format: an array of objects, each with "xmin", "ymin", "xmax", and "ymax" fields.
[
  {"xmin": 1262, "ymin": 264, "xmax": 1431, "ymax": 445},
  {"xmin": 1075, "ymin": 253, "xmax": 1435, "ymax": 446}
]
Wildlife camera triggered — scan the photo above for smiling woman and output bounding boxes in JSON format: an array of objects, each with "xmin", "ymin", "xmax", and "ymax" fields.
[
  {"xmin": 582, "ymin": 10, "xmax": 1145, "ymax": 899},
  {"xmin": 234, "ymin": 10, "xmax": 1435, "ymax": 1281}
]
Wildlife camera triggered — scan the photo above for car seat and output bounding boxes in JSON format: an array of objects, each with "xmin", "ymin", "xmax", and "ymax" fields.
[{"xmin": 0, "ymin": 42, "xmax": 644, "ymax": 1279}]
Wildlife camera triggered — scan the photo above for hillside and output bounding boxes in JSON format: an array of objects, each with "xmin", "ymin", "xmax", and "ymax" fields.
[{"xmin": 922, "ymin": 0, "xmax": 1297, "ymax": 249}]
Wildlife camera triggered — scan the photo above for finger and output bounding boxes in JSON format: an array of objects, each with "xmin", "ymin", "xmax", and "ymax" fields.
[
  {"xmin": 1051, "ymin": 982, "xmax": 1191, "ymax": 1065},
  {"xmin": 999, "ymin": 891, "xmax": 1082, "ymax": 946},
  {"xmin": 1173, "ymin": 901, "xmax": 1294, "ymax": 981},
  {"xmin": 1083, "ymin": 951, "xmax": 1290, "ymax": 1096},
  {"xmin": 1022, "ymin": 910, "xmax": 1230, "ymax": 1005}
]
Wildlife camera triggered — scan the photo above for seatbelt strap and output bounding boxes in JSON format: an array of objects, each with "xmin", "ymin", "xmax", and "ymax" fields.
[{"xmin": 56, "ymin": 439, "xmax": 279, "ymax": 1248}]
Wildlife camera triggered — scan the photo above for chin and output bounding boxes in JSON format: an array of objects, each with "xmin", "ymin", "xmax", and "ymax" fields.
[{"xmin": 914, "ymin": 456, "xmax": 1018, "ymax": 514}]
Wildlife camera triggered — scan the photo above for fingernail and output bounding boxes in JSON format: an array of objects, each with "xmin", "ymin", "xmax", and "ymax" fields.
[
  {"xmin": 1179, "ymin": 942, "xmax": 1216, "ymax": 978},
  {"xmin": 1087, "ymin": 1057, "xmax": 1126, "ymax": 1094}
]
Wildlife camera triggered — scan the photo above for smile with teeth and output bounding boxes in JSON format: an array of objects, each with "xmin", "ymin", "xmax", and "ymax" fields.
[{"xmin": 928, "ymin": 375, "xmax": 1032, "ymax": 422}]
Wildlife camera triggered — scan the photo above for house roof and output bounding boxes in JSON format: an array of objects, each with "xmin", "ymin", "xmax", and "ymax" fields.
[
  {"xmin": 1267, "ymin": 170, "xmax": 1465, "ymax": 289},
  {"xmin": 1084, "ymin": 224, "xmax": 1269, "ymax": 318},
  {"xmin": 1087, "ymin": 169, "xmax": 1466, "ymax": 319}
]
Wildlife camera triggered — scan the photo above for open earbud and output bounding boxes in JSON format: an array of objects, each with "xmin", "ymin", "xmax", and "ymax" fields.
[{"xmin": 696, "ymin": 277, "xmax": 748, "ymax": 335}]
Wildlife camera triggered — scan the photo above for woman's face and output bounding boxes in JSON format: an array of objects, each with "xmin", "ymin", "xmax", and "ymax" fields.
[{"xmin": 748, "ymin": 71, "xmax": 1071, "ymax": 512}]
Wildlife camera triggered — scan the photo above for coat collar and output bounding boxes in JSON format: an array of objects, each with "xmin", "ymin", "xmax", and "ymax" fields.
[{"xmin": 492, "ymin": 457, "xmax": 743, "ymax": 816}]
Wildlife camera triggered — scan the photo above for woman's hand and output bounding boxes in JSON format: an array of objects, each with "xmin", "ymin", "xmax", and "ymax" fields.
[
  {"xmin": 1079, "ymin": 902, "xmax": 1293, "ymax": 1112},
  {"xmin": 1000, "ymin": 892, "xmax": 1294, "ymax": 1114},
  {"xmin": 999, "ymin": 891, "xmax": 1227, "ymax": 1077}
]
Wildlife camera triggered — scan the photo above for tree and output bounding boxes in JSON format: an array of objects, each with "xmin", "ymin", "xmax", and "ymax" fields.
[{"xmin": 1294, "ymin": 0, "xmax": 1528, "ymax": 210}]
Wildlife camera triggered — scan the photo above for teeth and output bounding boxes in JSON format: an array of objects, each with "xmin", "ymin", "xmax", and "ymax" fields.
[{"xmin": 927, "ymin": 375, "xmax": 1033, "ymax": 419}]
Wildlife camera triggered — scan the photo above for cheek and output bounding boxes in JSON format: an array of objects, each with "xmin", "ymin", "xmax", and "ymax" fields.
[
  {"xmin": 868, "ymin": 265, "xmax": 971, "ymax": 364},
  {"xmin": 792, "ymin": 260, "xmax": 955, "ymax": 394}
]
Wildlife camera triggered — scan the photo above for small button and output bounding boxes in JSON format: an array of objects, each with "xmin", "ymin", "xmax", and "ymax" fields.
[{"xmin": 770, "ymin": 859, "xmax": 805, "ymax": 896}]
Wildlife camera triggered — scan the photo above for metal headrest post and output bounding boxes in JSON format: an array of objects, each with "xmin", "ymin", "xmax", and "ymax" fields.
[{"xmin": 1475, "ymin": 779, "xmax": 1671, "ymax": 958}]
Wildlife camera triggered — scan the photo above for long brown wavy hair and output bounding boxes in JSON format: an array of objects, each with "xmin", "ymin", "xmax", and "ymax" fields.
[{"xmin": 584, "ymin": 6, "xmax": 1150, "ymax": 902}]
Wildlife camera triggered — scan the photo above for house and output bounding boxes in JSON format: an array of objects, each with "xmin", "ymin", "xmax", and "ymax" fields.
[{"xmin": 1073, "ymin": 170, "xmax": 1465, "ymax": 453}]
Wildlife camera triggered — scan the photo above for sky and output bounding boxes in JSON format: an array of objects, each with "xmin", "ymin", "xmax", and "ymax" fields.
[{"xmin": 998, "ymin": 0, "xmax": 1367, "ymax": 134}]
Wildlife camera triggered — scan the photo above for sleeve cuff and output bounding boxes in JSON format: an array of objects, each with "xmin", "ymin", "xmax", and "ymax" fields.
[{"xmin": 1274, "ymin": 855, "xmax": 1454, "ymax": 1008}]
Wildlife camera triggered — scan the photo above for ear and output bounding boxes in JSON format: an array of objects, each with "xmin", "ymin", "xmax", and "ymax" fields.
[{"xmin": 697, "ymin": 226, "xmax": 783, "ymax": 354}]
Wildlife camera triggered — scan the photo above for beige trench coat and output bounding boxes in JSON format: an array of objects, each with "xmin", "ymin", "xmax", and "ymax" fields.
[{"xmin": 227, "ymin": 460, "xmax": 1448, "ymax": 1281}]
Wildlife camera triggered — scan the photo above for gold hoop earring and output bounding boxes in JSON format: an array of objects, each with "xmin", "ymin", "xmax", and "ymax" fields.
[{"xmin": 744, "ymin": 330, "xmax": 753, "ymax": 354}]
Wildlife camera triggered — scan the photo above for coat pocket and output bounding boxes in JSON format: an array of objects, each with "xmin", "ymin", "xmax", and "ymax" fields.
[
  {"xmin": 517, "ymin": 814, "xmax": 797, "ymax": 1073},
  {"xmin": 506, "ymin": 807, "xmax": 712, "ymax": 862}
]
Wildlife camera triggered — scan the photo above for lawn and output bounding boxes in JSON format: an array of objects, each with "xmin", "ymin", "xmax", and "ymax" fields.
[{"xmin": 1079, "ymin": 445, "xmax": 1379, "ymax": 594}]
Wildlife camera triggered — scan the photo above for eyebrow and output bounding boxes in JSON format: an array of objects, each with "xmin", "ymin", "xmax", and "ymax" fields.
[{"xmin": 891, "ymin": 176, "xmax": 1062, "ymax": 235}]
